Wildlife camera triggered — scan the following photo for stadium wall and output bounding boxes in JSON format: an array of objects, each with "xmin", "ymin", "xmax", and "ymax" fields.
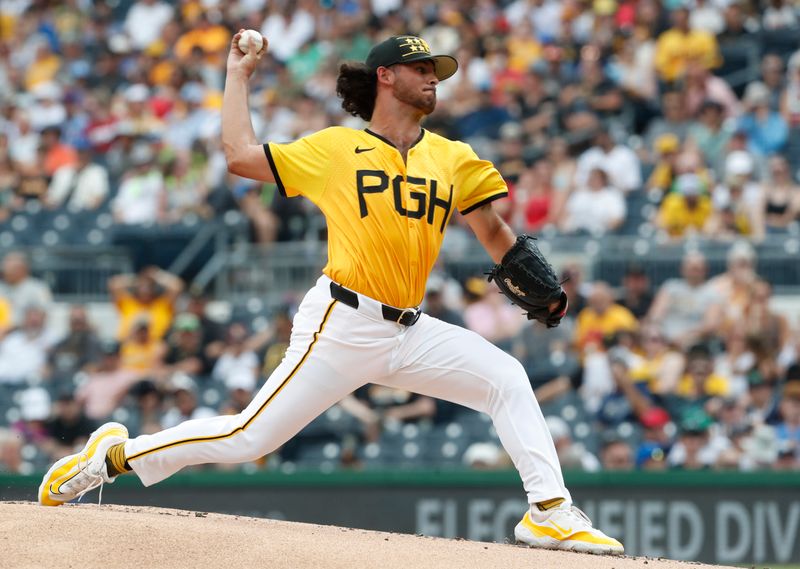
[{"xmin": 3, "ymin": 470, "xmax": 798, "ymax": 564}]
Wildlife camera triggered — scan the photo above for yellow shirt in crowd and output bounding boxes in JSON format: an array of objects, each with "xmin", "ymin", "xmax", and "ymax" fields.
[
  {"xmin": 658, "ymin": 193, "xmax": 713, "ymax": 237},
  {"xmin": 574, "ymin": 304, "xmax": 639, "ymax": 351},
  {"xmin": 116, "ymin": 293, "xmax": 174, "ymax": 340},
  {"xmin": 675, "ymin": 373, "xmax": 730, "ymax": 399}
]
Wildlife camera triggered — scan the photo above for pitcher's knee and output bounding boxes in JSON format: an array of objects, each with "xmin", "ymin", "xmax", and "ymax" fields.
[{"xmin": 490, "ymin": 357, "xmax": 532, "ymax": 398}]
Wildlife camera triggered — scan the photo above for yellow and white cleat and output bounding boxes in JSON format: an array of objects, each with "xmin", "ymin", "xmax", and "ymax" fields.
[
  {"xmin": 515, "ymin": 505, "xmax": 624, "ymax": 555},
  {"xmin": 38, "ymin": 422, "xmax": 129, "ymax": 506}
]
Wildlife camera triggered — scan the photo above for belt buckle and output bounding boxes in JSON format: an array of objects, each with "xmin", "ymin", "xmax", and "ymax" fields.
[{"xmin": 396, "ymin": 308, "xmax": 420, "ymax": 326}]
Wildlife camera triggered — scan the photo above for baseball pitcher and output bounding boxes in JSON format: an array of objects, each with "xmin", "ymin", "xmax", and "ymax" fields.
[{"xmin": 39, "ymin": 31, "xmax": 623, "ymax": 555}]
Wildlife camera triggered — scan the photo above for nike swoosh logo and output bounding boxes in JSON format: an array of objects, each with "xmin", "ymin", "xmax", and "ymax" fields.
[
  {"xmin": 550, "ymin": 521, "xmax": 573, "ymax": 536},
  {"xmin": 355, "ymin": 146, "xmax": 375, "ymax": 154}
]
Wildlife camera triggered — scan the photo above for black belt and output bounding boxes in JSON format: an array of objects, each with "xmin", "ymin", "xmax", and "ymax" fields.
[{"xmin": 329, "ymin": 282, "xmax": 421, "ymax": 326}]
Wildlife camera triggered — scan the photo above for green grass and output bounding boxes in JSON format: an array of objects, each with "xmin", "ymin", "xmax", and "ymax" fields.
[{"xmin": 737, "ymin": 565, "xmax": 800, "ymax": 569}]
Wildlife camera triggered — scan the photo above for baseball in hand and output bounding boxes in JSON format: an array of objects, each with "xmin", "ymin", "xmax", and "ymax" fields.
[{"xmin": 238, "ymin": 30, "xmax": 264, "ymax": 54}]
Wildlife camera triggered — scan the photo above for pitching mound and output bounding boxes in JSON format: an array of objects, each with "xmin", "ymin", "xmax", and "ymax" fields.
[{"xmin": 2, "ymin": 501, "xmax": 732, "ymax": 569}]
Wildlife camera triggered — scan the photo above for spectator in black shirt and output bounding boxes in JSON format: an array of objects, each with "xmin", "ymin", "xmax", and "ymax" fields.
[
  {"xmin": 47, "ymin": 305, "xmax": 102, "ymax": 382},
  {"xmin": 160, "ymin": 313, "xmax": 214, "ymax": 380},
  {"xmin": 44, "ymin": 392, "xmax": 96, "ymax": 460},
  {"xmin": 619, "ymin": 264, "xmax": 654, "ymax": 319}
]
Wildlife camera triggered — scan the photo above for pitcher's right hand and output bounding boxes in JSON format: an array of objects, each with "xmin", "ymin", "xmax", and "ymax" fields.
[{"xmin": 227, "ymin": 29, "xmax": 268, "ymax": 79}]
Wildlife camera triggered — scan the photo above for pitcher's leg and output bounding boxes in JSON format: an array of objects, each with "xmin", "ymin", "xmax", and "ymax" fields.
[
  {"xmin": 384, "ymin": 315, "xmax": 569, "ymax": 505},
  {"xmin": 125, "ymin": 301, "xmax": 361, "ymax": 486}
]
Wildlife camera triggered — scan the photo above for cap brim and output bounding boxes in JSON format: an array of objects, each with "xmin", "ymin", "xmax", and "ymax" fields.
[{"xmin": 402, "ymin": 53, "xmax": 459, "ymax": 81}]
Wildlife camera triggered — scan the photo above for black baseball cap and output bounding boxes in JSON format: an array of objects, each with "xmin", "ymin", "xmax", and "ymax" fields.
[{"xmin": 366, "ymin": 35, "xmax": 458, "ymax": 81}]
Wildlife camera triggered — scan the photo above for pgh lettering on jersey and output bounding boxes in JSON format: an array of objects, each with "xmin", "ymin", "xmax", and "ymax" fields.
[{"xmin": 264, "ymin": 127, "xmax": 508, "ymax": 308}]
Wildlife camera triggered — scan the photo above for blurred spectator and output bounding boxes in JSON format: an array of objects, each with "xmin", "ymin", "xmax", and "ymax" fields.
[
  {"xmin": 0, "ymin": 251, "xmax": 53, "ymax": 323},
  {"xmin": 762, "ymin": 155, "xmax": 800, "ymax": 233},
  {"xmin": 686, "ymin": 100, "xmax": 733, "ymax": 179},
  {"xmin": 683, "ymin": 54, "xmax": 740, "ymax": 119},
  {"xmin": 782, "ymin": 50, "xmax": 800, "ymax": 127},
  {"xmin": 629, "ymin": 326, "xmax": 685, "ymax": 394},
  {"xmin": 740, "ymin": 423, "xmax": 780, "ymax": 469},
  {"xmin": 111, "ymin": 143, "xmax": 164, "ymax": 225},
  {"xmin": 775, "ymin": 377, "xmax": 800, "ymax": 450},
  {"xmin": 600, "ymin": 436, "xmax": 634, "ymax": 470},
  {"xmin": 654, "ymin": 6, "xmax": 720, "ymax": 84},
  {"xmin": 559, "ymin": 167, "xmax": 626, "ymax": 235},
  {"xmin": 119, "ymin": 316, "xmax": 167, "ymax": 373},
  {"xmin": 738, "ymin": 81, "xmax": 789, "ymax": 158},
  {"xmin": 262, "ymin": 308, "xmax": 294, "ymax": 377},
  {"xmin": 574, "ymin": 282, "xmax": 638, "ymax": 354},
  {"xmin": 745, "ymin": 370, "xmax": 780, "ymax": 425},
  {"xmin": 717, "ymin": 1, "xmax": 759, "ymax": 44},
  {"xmin": 179, "ymin": 287, "xmax": 226, "ymax": 358},
  {"xmin": 160, "ymin": 313, "xmax": 215, "ymax": 380},
  {"xmin": 689, "ymin": 0, "xmax": 725, "ymax": 35},
  {"xmin": 40, "ymin": 126, "xmax": 78, "ymax": 180},
  {"xmin": 163, "ymin": 82, "xmax": 219, "ymax": 152},
  {"xmin": 109, "ymin": 266, "xmax": 184, "ymax": 341},
  {"xmin": 709, "ymin": 152, "xmax": 764, "ymax": 239},
  {"xmin": 160, "ymin": 151, "xmax": 213, "ymax": 222},
  {"xmin": 514, "ymin": 317, "xmax": 577, "ymax": 388},
  {"xmin": 0, "ymin": 427, "xmax": 23, "ymax": 473},
  {"xmin": 43, "ymin": 392, "xmax": 95, "ymax": 460},
  {"xmin": 220, "ymin": 372, "xmax": 256, "ymax": 417},
  {"xmin": 759, "ymin": 55, "xmax": 786, "ymax": 112},
  {"xmin": 462, "ymin": 277, "xmax": 524, "ymax": 350},
  {"xmin": 618, "ymin": 264, "xmax": 653, "ymax": 319},
  {"xmin": 11, "ymin": 387, "xmax": 52, "ymax": 452},
  {"xmin": 596, "ymin": 356, "xmax": 654, "ymax": 428},
  {"xmin": 123, "ymin": 0, "xmax": 175, "ymax": 52},
  {"xmin": 462, "ymin": 441, "xmax": 514, "ymax": 470},
  {"xmin": 646, "ymin": 133, "xmax": 680, "ymax": 195},
  {"xmin": 574, "ymin": 129, "xmax": 642, "ymax": 194},
  {"xmin": 127, "ymin": 380, "xmax": 164, "ymax": 436},
  {"xmin": 422, "ymin": 283, "xmax": 465, "ymax": 328},
  {"xmin": 762, "ymin": 0, "xmax": 798, "ymax": 30},
  {"xmin": 707, "ymin": 241, "xmax": 759, "ymax": 326},
  {"xmin": 545, "ymin": 416, "xmax": 600, "ymax": 472},
  {"xmin": 668, "ymin": 407, "xmax": 717, "ymax": 470},
  {"xmin": 742, "ymin": 280, "xmax": 791, "ymax": 362},
  {"xmin": 47, "ymin": 305, "xmax": 102, "ymax": 381},
  {"xmin": 643, "ymin": 90, "xmax": 693, "ymax": 155},
  {"xmin": 657, "ymin": 173, "xmax": 713, "ymax": 238},
  {"xmin": 212, "ymin": 322, "xmax": 259, "ymax": 392},
  {"xmin": 161, "ymin": 373, "xmax": 216, "ymax": 430},
  {"xmin": 76, "ymin": 341, "xmax": 145, "ymax": 421},
  {"xmin": 512, "ymin": 164, "xmax": 554, "ymax": 234},
  {"xmin": 0, "ymin": 306, "xmax": 56, "ymax": 385},
  {"xmin": 636, "ymin": 442, "xmax": 668, "ymax": 470},
  {"xmin": 560, "ymin": 263, "xmax": 588, "ymax": 317},
  {"xmin": 44, "ymin": 139, "xmax": 110, "ymax": 210},
  {"xmin": 671, "ymin": 344, "xmax": 731, "ymax": 414}
]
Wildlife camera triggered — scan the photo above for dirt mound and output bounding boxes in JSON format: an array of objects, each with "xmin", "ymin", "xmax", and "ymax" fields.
[{"xmin": 1, "ymin": 501, "xmax": 732, "ymax": 569}]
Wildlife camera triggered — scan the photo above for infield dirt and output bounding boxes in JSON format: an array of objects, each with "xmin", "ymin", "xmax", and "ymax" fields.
[{"xmin": 1, "ymin": 501, "xmax": 735, "ymax": 569}]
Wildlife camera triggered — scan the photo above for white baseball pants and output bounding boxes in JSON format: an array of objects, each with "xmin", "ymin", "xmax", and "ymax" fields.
[{"xmin": 125, "ymin": 275, "xmax": 570, "ymax": 505}]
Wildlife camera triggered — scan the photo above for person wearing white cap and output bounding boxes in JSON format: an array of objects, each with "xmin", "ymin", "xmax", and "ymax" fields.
[
  {"xmin": 709, "ymin": 150, "xmax": 765, "ymax": 239},
  {"xmin": 657, "ymin": 173, "xmax": 712, "ymax": 238},
  {"xmin": 738, "ymin": 80, "xmax": 789, "ymax": 157}
]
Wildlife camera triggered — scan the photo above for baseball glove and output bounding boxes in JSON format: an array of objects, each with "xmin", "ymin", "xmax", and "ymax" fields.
[{"xmin": 487, "ymin": 235, "xmax": 568, "ymax": 328}]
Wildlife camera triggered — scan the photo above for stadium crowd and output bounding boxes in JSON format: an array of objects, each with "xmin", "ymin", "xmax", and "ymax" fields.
[{"xmin": 0, "ymin": 0, "xmax": 800, "ymax": 475}]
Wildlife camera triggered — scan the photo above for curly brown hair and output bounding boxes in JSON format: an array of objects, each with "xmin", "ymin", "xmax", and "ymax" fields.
[{"xmin": 336, "ymin": 62, "xmax": 377, "ymax": 122}]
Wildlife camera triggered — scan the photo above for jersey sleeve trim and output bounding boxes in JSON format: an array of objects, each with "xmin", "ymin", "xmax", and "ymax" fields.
[
  {"xmin": 263, "ymin": 143, "xmax": 287, "ymax": 197},
  {"xmin": 460, "ymin": 191, "xmax": 508, "ymax": 215}
]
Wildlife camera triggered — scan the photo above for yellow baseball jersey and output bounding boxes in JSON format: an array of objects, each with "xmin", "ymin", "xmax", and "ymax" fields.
[{"xmin": 264, "ymin": 127, "xmax": 507, "ymax": 307}]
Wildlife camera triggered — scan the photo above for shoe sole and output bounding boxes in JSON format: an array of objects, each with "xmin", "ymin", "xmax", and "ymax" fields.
[
  {"xmin": 38, "ymin": 422, "xmax": 128, "ymax": 507},
  {"xmin": 514, "ymin": 525, "xmax": 624, "ymax": 556}
]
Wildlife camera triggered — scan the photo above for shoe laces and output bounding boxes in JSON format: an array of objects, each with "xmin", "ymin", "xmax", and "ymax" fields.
[
  {"xmin": 562, "ymin": 505, "xmax": 593, "ymax": 527},
  {"xmin": 74, "ymin": 452, "xmax": 106, "ymax": 505}
]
